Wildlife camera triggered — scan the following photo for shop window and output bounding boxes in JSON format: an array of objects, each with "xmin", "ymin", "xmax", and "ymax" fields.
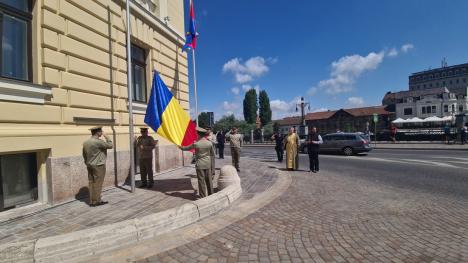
[{"xmin": 404, "ymin": 108, "xmax": 413, "ymax": 115}]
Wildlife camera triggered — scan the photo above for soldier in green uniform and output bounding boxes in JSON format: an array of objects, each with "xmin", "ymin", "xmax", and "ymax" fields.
[
  {"xmin": 179, "ymin": 127, "xmax": 214, "ymax": 198},
  {"xmin": 82, "ymin": 126, "xmax": 113, "ymax": 207},
  {"xmin": 225, "ymin": 127, "xmax": 242, "ymax": 172},
  {"xmin": 136, "ymin": 127, "xmax": 156, "ymax": 188}
]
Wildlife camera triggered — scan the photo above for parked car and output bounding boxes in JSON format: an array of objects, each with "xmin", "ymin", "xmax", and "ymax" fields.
[{"xmin": 300, "ymin": 133, "xmax": 372, "ymax": 156}]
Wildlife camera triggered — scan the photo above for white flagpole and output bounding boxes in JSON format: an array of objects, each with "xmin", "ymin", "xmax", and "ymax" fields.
[
  {"xmin": 125, "ymin": 0, "xmax": 136, "ymax": 193},
  {"xmin": 192, "ymin": 48, "xmax": 199, "ymax": 127}
]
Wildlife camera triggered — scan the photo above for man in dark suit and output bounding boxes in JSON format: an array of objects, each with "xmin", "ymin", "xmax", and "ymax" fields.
[{"xmin": 307, "ymin": 127, "xmax": 323, "ymax": 173}]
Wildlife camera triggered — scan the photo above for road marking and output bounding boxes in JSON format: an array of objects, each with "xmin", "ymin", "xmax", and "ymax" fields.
[{"xmin": 320, "ymin": 155, "xmax": 468, "ymax": 170}]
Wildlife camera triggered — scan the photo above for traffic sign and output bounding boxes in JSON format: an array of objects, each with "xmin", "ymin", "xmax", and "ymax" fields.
[{"xmin": 373, "ymin": 113, "xmax": 378, "ymax": 123}]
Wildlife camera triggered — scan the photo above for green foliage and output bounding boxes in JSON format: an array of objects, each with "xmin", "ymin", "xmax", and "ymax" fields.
[
  {"xmin": 213, "ymin": 114, "xmax": 236, "ymax": 132},
  {"xmin": 258, "ymin": 90, "xmax": 272, "ymax": 126},
  {"xmin": 262, "ymin": 122, "xmax": 274, "ymax": 137},
  {"xmin": 243, "ymin": 89, "xmax": 258, "ymax": 124},
  {"xmin": 197, "ymin": 112, "xmax": 210, "ymax": 128}
]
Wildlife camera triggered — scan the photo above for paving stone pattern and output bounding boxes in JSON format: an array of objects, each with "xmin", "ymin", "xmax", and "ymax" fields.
[
  {"xmin": 143, "ymin": 166, "xmax": 468, "ymax": 262},
  {"xmin": 0, "ymin": 167, "xmax": 197, "ymax": 244}
]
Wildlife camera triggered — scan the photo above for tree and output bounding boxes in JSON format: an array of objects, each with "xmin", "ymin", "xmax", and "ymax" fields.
[
  {"xmin": 213, "ymin": 114, "xmax": 237, "ymax": 132},
  {"xmin": 258, "ymin": 90, "xmax": 272, "ymax": 126},
  {"xmin": 243, "ymin": 89, "xmax": 258, "ymax": 124},
  {"xmin": 197, "ymin": 112, "xmax": 210, "ymax": 128}
]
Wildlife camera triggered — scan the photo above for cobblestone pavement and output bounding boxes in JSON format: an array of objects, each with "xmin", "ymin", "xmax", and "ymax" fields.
[
  {"xmin": 0, "ymin": 167, "xmax": 197, "ymax": 244},
  {"xmin": 142, "ymin": 160, "xmax": 468, "ymax": 262}
]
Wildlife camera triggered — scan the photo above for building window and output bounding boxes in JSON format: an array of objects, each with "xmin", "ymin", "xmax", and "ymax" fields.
[
  {"xmin": 456, "ymin": 79, "xmax": 460, "ymax": 84},
  {"xmin": 451, "ymin": 104, "xmax": 455, "ymax": 113},
  {"xmin": 443, "ymin": 81, "xmax": 446, "ymax": 86},
  {"xmin": 0, "ymin": 152, "xmax": 38, "ymax": 211},
  {"xmin": 0, "ymin": 0, "xmax": 31, "ymax": 81},
  {"xmin": 432, "ymin": 105, "xmax": 436, "ymax": 113},
  {"xmin": 449, "ymin": 80, "xmax": 452, "ymax": 85},
  {"xmin": 459, "ymin": 105, "xmax": 463, "ymax": 112},
  {"xmin": 131, "ymin": 44, "xmax": 147, "ymax": 103},
  {"xmin": 422, "ymin": 107, "xmax": 426, "ymax": 114},
  {"xmin": 464, "ymin": 78, "xmax": 466, "ymax": 83},
  {"xmin": 444, "ymin": 105, "xmax": 448, "ymax": 112},
  {"xmin": 404, "ymin": 108, "xmax": 413, "ymax": 115}
]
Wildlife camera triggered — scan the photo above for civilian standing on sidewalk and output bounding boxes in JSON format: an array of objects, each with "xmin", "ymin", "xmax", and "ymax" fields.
[
  {"xmin": 226, "ymin": 127, "xmax": 242, "ymax": 172},
  {"xmin": 82, "ymin": 127, "xmax": 113, "ymax": 207},
  {"xmin": 271, "ymin": 132, "xmax": 284, "ymax": 162},
  {"xmin": 307, "ymin": 127, "xmax": 323, "ymax": 173},
  {"xmin": 136, "ymin": 127, "xmax": 156, "ymax": 188},
  {"xmin": 216, "ymin": 129, "xmax": 225, "ymax": 159},
  {"xmin": 206, "ymin": 127, "xmax": 217, "ymax": 176},
  {"xmin": 179, "ymin": 127, "xmax": 214, "ymax": 198}
]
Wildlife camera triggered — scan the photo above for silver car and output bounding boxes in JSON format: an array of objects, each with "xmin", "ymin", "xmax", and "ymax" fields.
[{"xmin": 300, "ymin": 133, "xmax": 372, "ymax": 156}]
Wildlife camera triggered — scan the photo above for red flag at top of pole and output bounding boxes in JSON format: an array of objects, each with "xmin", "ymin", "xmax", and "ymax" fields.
[{"xmin": 183, "ymin": 0, "xmax": 198, "ymax": 51}]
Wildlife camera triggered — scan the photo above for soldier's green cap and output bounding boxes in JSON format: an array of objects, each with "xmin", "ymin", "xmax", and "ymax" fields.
[
  {"xmin": 196, "ymin": 127, "xmax": 207, "ymax": 133},
  {"xmin": 89, "ymin": 126, "xmax": 102, "ymax": 132}
]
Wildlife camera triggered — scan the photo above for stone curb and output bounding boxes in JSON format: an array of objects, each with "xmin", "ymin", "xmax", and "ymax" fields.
[{"xmin": 0, "ymin": 165, "xmax": 242, "ymax": 263}]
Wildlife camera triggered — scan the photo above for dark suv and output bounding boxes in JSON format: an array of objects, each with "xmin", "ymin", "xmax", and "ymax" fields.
[{"xmin": 300, "ymin": 133, "xmax": 372, "ymax": 156}]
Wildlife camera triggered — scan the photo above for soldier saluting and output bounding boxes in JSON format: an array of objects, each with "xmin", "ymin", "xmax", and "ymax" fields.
[
  {"xmin": 82, "ymin": 126, "xmax": 113, "ymax": 207},
  {"xmin": 136, "ymin": 127, "xmax": 156, "ymax": 188},
  {"xmin": 179, "ymin": 127, "xmax": 214, "ymax": 198}
]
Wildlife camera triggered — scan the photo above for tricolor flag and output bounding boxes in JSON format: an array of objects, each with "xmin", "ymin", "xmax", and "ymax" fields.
[
  {"xmin": 183, "ymin": 0, "xmax": 198, "ymax": 51},
  {"xmin": 144, "ymin": 72, "xmax": 197, "ymax": 147}
]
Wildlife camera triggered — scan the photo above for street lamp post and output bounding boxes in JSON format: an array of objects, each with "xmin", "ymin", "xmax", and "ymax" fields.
[{"xmin": 296, "ymin": 97, "xmax": 310, "ymax": 137}]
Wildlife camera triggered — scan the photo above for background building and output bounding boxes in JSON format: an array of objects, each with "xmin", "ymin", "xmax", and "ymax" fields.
[
  {"xmin": 383, "ymin": 62, "xmax": 468, "ymax": 121},
  {"xmin": 409, "ymin": 62, "xmax": 468, "ymax": 96},
  {"xmin": 275, "ymin": 106, "xmax": 393, "ymax": 136},
  {"xmin": 0, "ymin": 0, "xmax": 190, "ymax": 211}
]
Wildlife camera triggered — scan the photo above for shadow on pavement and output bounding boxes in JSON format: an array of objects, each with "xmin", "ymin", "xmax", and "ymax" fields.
[{"xmin": 151, "ymin": 178, "xmax": 197, "ymax": 201}]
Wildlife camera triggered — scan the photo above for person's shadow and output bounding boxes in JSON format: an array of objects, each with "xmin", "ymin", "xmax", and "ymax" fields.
[
  {"xmin": 75, "ymin": 187, "xmax": 90, "ymax": 205},
  {"xmin": 151, "ymin": 177, "xmax": 197, "ymax": 201}
]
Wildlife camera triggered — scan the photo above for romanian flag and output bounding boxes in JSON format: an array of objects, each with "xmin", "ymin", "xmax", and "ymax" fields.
[{"xmin": 144, "ymin": 72, "xmax": 197, "ymax": 147}]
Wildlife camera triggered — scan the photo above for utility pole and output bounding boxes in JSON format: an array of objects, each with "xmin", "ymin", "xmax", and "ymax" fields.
[{"xmin": 296, "ymin": 97, "xmax": 310, "ymax": 136}]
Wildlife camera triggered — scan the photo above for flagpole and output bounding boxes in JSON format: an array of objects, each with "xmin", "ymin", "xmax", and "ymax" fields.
[
  {"xmin": 125, "ymin": 0, "xmax": 136, "ymax": 193},
  {"xmin": 192, "ymin": 48, "xmax": 199, "ymax": 127}
]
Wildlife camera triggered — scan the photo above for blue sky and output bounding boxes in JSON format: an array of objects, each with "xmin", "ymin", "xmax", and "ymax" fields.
[{"xmin": 184, "ymin": 0, "xmax": 468, "ymax": 120}]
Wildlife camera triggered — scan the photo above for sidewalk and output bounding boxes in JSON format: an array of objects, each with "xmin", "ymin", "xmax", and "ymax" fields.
[
  {"xmin": 0, "ymin": 167, "xmax": 198, "ymax": 244},
  {"xmin": 374, "ymin": 141, "xmax": 468, "ymax": 150},
  {"xmin": 0, "ymin": 157, "xmax": 279, "ymax": 246}
]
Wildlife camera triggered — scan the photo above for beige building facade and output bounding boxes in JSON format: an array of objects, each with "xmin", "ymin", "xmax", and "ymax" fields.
[{"xmin": 0, "ymin": 0, "xmax": 191, "ymax": 210}]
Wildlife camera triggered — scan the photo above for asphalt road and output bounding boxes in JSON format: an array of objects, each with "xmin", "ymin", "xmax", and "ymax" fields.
[{"xmin": 236, "ymin": 147, "xmax": 468, "ymax": 200}]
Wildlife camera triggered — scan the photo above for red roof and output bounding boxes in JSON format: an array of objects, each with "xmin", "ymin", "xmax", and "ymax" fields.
[
  {"xmin": 305, "ymin": 110, "xmax": 337, "ymax": 121},
  {"xmin": 343, "ymin": 106, "xmax": 391, "ymax": 117},
  {"xmin": 275, "ymin": 105, "xmax": 392, "ymax": 125}
]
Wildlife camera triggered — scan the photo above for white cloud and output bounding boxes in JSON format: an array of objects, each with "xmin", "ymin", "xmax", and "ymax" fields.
[
  {"xmin": 222, "ymin": 101, "xmax": 240, "ymax": 111},
  {"xmin": 270, "ymin": 97, "xmax": 303, "ymax": 120},
  {"xmin": 241, "ymin": 84, "xmax": 260, "ymax": 95},
  {"xmin": 222, "ymin": 56, "xmax": 273, "ymax": 84},
  {"xmin": 387, "ymin": 48, "xmax": 398, "ymax": 57},
  {"xmin": 401, "ymin": 43, "xmax": 414, "ymax": 53},
  {"xmin": 307, "ymin": 87, "xmax": 318, "ymax": 96},
  {"xmin": 311, "ymin": 51, "xmax": 385, "ymax": 95},
  {"xmin": 231, "ymin": 87, "xmax": 240, "ymax": 95},
  {"xmin": 347, "ymin": 97, "xmax": 365, "ymax": 107}
]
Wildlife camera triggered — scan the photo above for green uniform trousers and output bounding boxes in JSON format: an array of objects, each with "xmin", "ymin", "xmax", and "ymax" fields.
[
  {"xmin": 139, "ymin": 158, "xmax": 154, "ymax": 186},
  {"xmin": 196, "ymin": 168, "xmax": 213, "ymax": 198},
  {"xmin": 231, "ymin": 147, "xmax": 241, "ymax": 170},
  {"xmin": 87, "ymin": 165, "xmax": 106, "ymax": 205}
]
